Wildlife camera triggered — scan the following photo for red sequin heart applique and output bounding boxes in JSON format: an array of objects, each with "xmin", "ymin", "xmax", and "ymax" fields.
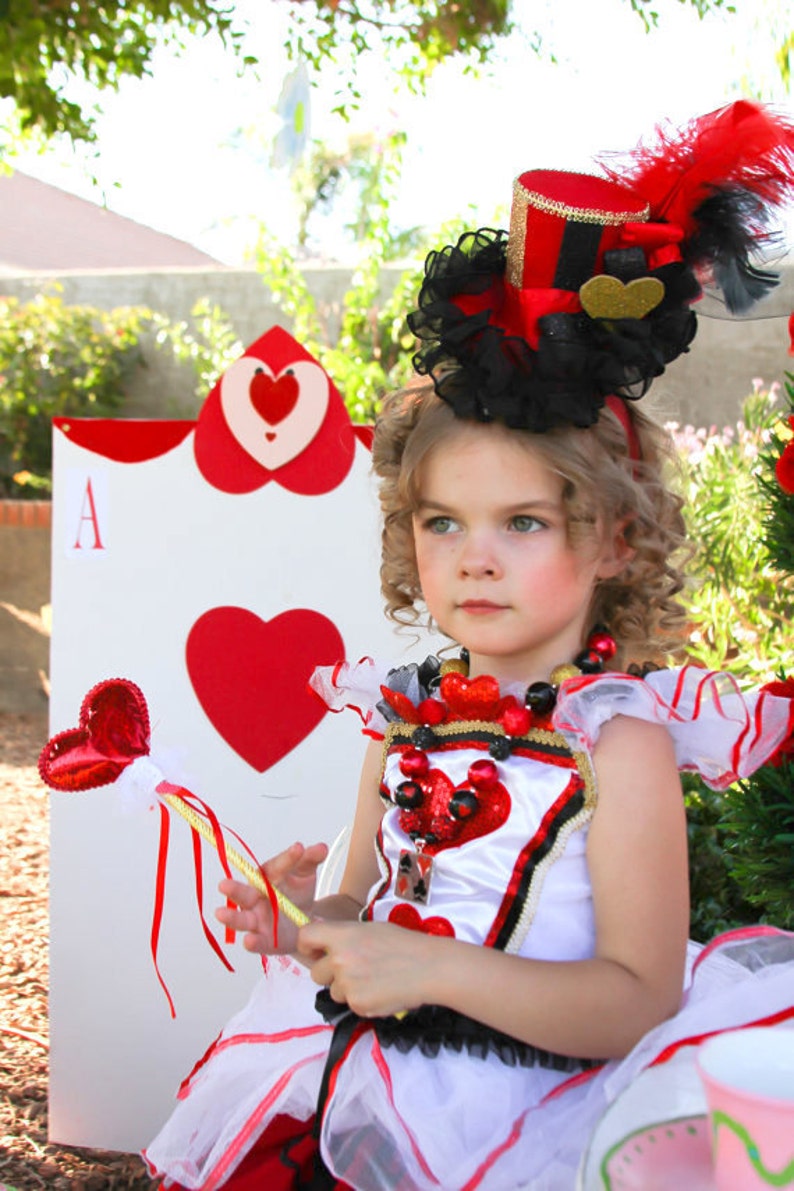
[
  {"xmin": 439, "ymin": 672, "xmax": 503, "ymax": 721},
  {"xmin": 39, "ymin": 679, "xmax": 151, "ymax": 791},
  {"xmin": 398, "ymin": 767, "xmax": 510, "ymax": 855},
  {"xmin": 388, "ymin": 904, "xmax": 455, "ymax": 936}
]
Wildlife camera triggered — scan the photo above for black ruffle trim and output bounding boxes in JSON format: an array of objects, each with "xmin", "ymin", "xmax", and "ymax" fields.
[
  {"xmin": 315, "ymin": 989, "xmax": 602, "ymax": 1073},
  {"xmin": 406, "ymin": 228, "xmax": 699, "ymax": 431}
]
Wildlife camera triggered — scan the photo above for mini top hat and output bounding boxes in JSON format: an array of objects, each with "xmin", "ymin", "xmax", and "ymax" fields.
[{"xmin": 408, "ymin": 101, "xmax": 794, "ymax": 431}]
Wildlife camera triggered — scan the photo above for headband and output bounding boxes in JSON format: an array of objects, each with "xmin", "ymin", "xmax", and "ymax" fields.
[{"xmin": 407, "ymin": 102, "xmax": 794, "ymax": 435}]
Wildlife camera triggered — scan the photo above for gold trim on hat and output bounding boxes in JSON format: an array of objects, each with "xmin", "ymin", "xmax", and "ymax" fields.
[{"xmin": 506, "ymin": 173, "xmax": 651, "ymax": 290}]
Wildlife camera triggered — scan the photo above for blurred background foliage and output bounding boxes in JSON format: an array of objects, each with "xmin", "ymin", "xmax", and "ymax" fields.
[{"xmin": 1, "ymin": 87, "xmax": 792, "ymax": 939}]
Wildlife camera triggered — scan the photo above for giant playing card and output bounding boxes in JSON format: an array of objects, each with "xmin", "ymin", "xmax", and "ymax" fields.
[{"xmin": 48, "ymin": 327, "xmax": 434, "ymax": 1151}]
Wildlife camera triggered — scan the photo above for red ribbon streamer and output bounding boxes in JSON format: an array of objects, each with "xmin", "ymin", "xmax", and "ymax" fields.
[{"xmin": 151, "ymin": 803, "xmax": 177, "ymax": 1019}]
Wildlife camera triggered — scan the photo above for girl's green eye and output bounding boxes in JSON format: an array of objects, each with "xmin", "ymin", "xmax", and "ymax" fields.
[
  {"xmin": 510, "ymin": 515, "xmax": 542, "ymax": 533},
  {"xmin": 428, "ymin": 516, "xmax": 455, "ymax": 534}
]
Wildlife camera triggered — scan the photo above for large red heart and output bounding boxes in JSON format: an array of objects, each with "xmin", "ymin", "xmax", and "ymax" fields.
[
  {"xmin": 397, "ymin": 767, "xmax": 510, "ymax": 855},
  {"xmin": 249, "ymin": 371, "xmax": 299, "ymax": 426},
  {"xmin": 39, "ymin": 679, "xmax": 151, "ymax": 791},
  {"xmin": 186, "ymin": 607, "xmax": 345, "ymax": 772}
]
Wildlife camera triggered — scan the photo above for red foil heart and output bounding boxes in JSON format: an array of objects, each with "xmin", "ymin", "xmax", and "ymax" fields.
[{"xmin": 39, "ymin": 679, "xmax": 151, "ymax": 791}]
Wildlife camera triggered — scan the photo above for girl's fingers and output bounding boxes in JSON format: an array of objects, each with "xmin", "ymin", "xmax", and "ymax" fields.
[
  {"xmin": 262, "ymin": 841, "xmax": 326, "ymax": 884},
  {"xmin": 218, "ymin": 877, "xmax": 261, "ymax": 909}
]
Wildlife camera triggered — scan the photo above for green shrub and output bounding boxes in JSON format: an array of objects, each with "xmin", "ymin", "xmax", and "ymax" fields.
[
  {"xmin": 0, "ymin": 289, "xmax": 148, "ymax": 497},
  {"xmin": 672, "ymin": 381, "xmax": 794, "ymax": 682},
  {"xmin": 150, "ymin": 298, "xmax": 243, "ymax": 411},
  {"xmin": 683, "ymin": 773, "xmax": 759, "ymax": 941},
  {"xmin": 676, "ymin": 380, "xmax": 794, "ymax": 938}
]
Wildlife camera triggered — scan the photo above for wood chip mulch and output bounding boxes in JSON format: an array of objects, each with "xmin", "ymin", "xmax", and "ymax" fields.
[{"xmin": 0, "ymin": 712, "xmax": 160, "ymax": 1190}]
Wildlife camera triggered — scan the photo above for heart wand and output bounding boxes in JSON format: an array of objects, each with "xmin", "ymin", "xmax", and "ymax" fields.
[{"xmin": 39, "ymin": 677, "xmax": 309, "ymax": 1014}]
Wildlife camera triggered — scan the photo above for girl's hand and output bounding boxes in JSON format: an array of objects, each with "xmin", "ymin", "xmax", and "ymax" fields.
[
  {"xmin": 216, "ymin": 841, "xmax": 328, "ymax": 955},
  {"xmin": 297, "ymin": 919, "xmax": 432, "ymax": 1018}
]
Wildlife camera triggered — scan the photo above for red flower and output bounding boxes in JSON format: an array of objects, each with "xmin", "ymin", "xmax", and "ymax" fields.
[
  {"xmin": 776, "ymin": 440, "xmax": 794, "ymax": 495},
  {"xmin": 761, "ymin": 677, "xmax": 794, "ymax": 767}
]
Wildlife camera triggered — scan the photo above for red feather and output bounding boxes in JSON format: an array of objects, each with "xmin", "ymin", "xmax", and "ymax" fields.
[{"xmin": 602, "ymin": 101, "xmax": 794, "ymax": 236}]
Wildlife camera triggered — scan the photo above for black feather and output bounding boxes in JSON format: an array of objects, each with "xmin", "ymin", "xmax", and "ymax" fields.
[{"xmin": 685, "ymin": 187, "xmax": 780, "ymax": 314}]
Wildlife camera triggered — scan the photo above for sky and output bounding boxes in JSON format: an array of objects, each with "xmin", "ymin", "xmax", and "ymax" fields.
[{"xmin": 8, "ymin": 0, "xmax": 794, "ymax": 265}]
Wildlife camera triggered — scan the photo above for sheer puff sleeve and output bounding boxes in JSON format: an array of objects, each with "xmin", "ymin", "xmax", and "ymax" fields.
[
  {"xmin": 309, "ymin": 657, "xmax": 391, "ymax": 739},
  {"xmin": 553, "ymin": 666, "xmax": 794, "ymax": 790}
]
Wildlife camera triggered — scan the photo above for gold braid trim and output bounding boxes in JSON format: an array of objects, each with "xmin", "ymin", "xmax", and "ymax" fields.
[
  {"xmin": 504, "ymin": 747, "xmax": 597, "ymax": 954},
  {"xmin": 506, "ymin": 172, "xmax": 650, "ymax": 289},
  {"xmin": 161, "ymin": 792, "xmax": 310, "ymax": 928},
  {"xmin": 383, "ymin": 719, "xmax": 580, "ymax": 751},
  {"xmin": 515, "ymin": 174, "xmax": 650, "ymax": 226}
]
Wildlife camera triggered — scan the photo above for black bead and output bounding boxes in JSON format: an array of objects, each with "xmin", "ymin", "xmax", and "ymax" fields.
[
  {"xmin": 395, "ymin": 780, "xmax": 423, "ymax": 809},
  {"xmin": 459, "ymin": 648, "xmax": 470, "ymax": 667},
  {"xmin": 448, "ymin": 789, "xmax": 479, "ymax": 820},
  {"xmin": 489, "ymin": 737, "xmax": 512, "ymax": 761},
  {"xmin": 412, "ymin": 725, "xmax": 437, "ymax": 749},
  {"xmin": 525, "ymin": 681, "xmax": 556, "ymax": 716},
  {"xmin": 573, "ymin": 648, "xmax": 603, "ymax": 675}
]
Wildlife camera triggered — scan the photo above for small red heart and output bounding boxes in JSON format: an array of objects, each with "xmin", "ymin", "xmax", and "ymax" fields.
[
  {"xmin": 439, "ymin": 672, "xmax": 502, "ymax": 721},
  {"xmin": 388, "ymin": 904, "xmax": 455, "ymax": 936},
  {"xmin": 39, "ymin": 679, "xmax": 151, "ymax": 792},
  {"xmin": 249, "ymin": 372, "xmax": 299, "ymax": 426}
]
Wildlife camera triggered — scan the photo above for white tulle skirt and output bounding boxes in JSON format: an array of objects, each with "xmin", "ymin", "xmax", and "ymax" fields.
[{"xmin": 145, "ymin": 928, "xmax": 794, "ymax": 1191}]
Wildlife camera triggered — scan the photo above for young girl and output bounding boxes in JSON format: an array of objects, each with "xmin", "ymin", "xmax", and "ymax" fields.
[{"xmin": 147, "ymin": 103, "xmax": 794, "ymax": 1190}]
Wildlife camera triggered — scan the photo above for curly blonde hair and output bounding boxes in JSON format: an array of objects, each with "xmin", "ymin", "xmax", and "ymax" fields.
[{"xmin": 372, "ymin": 380, "xmax": 691, "ymax": 666}]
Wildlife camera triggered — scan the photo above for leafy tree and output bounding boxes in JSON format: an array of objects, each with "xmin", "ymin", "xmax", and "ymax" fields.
[
  {"xmin": 0, "ymin": 0, "xmax": 742, "ymax": 146},
  {"xmin": 0, "ymin": 2, "xmax": 244, "ymax": 144}
]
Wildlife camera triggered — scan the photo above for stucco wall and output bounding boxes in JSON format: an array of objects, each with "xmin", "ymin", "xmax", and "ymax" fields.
[
  {"xmin": 2, "ymin": 264, "xmax": 792, "ymax": 426},
  {"xmin": 1, "ymin": 263, "xmax": 792, "ymax": 713}
]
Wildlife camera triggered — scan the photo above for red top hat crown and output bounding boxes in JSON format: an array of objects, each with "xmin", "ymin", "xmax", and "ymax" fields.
[{"xmin": 408, "ymin": 102, "xmax": 794, "ymax": 432}]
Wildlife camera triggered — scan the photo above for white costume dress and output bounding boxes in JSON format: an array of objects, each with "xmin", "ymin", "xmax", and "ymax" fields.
[{"xmin": 146, "ymin": 662, "xmax": 794, "ymax": 1191}]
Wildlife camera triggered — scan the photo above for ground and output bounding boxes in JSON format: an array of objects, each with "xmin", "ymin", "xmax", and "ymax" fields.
[{"xmin": 0, "ymin": 712, "xmax": 159, "ymax": 1190}]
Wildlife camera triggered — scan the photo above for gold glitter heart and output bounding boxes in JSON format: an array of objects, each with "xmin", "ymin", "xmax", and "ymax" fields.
[{"xmin": 579, "ymin": 276, "xmax": 665, "ymax": 321}]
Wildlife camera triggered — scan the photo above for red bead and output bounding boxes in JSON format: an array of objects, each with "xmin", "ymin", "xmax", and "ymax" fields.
[
  {"xmin": 587, "ymin": 629, "xmax": 617, "ymax": 660},
  {"xmin": 417, "ymin": 697, "xmax": 446, "ymax": 726},
  {"xmin": 467, "ymin": 758, "xmax": 499, "ymax": 790},
  {"xmin": 501, "ymin": 704, "xmax": 532, "ymax": 736},
  {"xmin": 399, "ymin": 747, "xmax": 429, "ymax": 779}
]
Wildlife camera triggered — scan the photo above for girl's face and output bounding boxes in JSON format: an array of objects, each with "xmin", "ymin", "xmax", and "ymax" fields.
[{"xmin": 412, "ymin": 426, "xmax": 629, "ymax": 685}]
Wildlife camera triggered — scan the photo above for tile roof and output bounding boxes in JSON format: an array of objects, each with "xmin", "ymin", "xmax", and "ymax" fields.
[{"xmin": 0, "ymin": 171, "xmax": 225, "ymax": 272}]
